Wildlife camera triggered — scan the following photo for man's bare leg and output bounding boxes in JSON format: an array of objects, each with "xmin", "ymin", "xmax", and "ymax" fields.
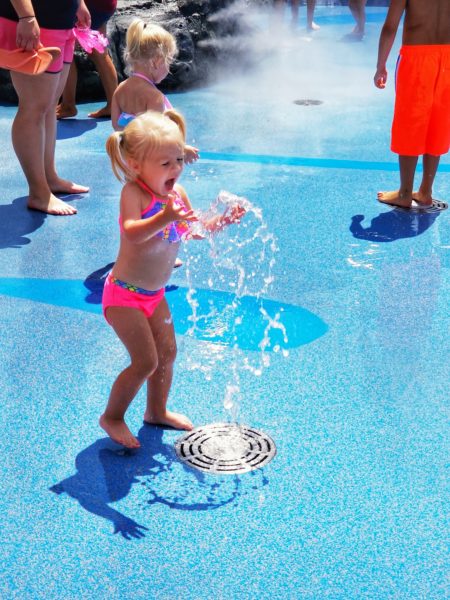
[
  {"xmin": 412, "ymin": 154, "xmax": 440, "ymax": 206},
  {"xmin": 143, "ymin": 299, "xmax": 193, "ymax": 430},
  {"xmin": 11, "ymin": 70, "xmax": 79, "ymax": 215},
  {"xmin": 56, "ymin": 60, "xmax": 78, "ymax": 119},
  {"xmin": 378, "ymin": 155, "xmax": 418, "ymax": 208},
  {"xmin": 88, "ymin": 25, "xmax": 118, "ymax": 119}
]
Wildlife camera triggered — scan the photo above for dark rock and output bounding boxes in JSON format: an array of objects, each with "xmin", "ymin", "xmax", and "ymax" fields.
[{"xmin": 0, "ymin": 0, "xmax": 244, "ymax": 103}]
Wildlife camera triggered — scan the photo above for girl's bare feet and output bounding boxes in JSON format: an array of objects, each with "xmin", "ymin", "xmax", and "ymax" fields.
[
  {"xmin": 377, "ymin": 190, "xmax": 412, "ymax": 208},
  {"xmin": 99, "ymin": 414, "xmax": 141, "ymax": 449},
  {"xmin": 143, "ymin": 410, "xmax": 193, "ymax": 431},
  {"xmin": 28, "ymin": 193, "xmax": 78, "ymax": 215}
]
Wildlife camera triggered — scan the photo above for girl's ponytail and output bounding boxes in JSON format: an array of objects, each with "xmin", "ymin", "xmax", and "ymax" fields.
[{"xmin": 105, "ymin": 132, "xmax": 134, "ymax": 183}]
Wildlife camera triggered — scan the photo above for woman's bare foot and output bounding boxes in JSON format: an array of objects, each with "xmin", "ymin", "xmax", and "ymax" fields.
[
  {"xmin": 143, "ymin": 410, "xmax": 193, "ymax": 431},
  {"xmin": 56, "ymin": 103, "xmax": 77, "ymax": 120},
  {"xmin": 28, "ymin": 193, "xmax": 78, "ymax": 215},
  {"xmin": 49, "ymin": 177, "xmax": 89, "ymax": 195},
  {"xmin": 99, "ymin": 414, "xmax": 141, "ymax": 448},
  {"xmin": 88, "ymin": 106, "xmax": 111, "ymax": 119},
  {"xmin": 377, "ymin": 190, "xmax": 412, "ymax": 209},
  {"xmin": 343, "ymin": 28, "xmax": 364, "ymax": 42},
  {"xmin": 412, "ymin": 191, "xmax": 433, "ymax": 206}
]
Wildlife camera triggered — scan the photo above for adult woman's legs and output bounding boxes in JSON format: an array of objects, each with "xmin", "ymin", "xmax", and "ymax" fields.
[
  {"xmin": 347, "ymin": 0, "xmax": 366, "ymax": 39},
  {"xmin": 11, "ymin": 68, "xmax": 85, "ymax": 215}
]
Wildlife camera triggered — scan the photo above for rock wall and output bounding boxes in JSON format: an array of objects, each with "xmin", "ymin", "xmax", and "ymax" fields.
[{"xmin": 0, "ymin": 0, "xmax": 245, "ymax": 103}]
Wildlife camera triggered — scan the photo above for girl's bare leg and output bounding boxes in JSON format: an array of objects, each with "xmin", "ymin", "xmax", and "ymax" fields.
[
  {"xmin": 143, "ymin": 298, "xmax": 193, "ymax": 430},
  {"xmin": 413, "ymin": 154, "xmax": 440, "ymax": 205},
  {"xmin": 378, "ymin": 155, "xmax": 418, "ymax": 208},
  {"xmin": 100, "ymin": 307, "xmax": 159, "ymax": 448},
  {"xmin": 10, "ymin": 69, "xmax": 80, "ymax": 215}
]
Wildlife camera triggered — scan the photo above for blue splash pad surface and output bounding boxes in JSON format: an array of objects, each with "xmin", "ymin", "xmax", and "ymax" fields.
[{"xmin": 0, "ymin": 7, "xmax": 449, "ymax": 599}]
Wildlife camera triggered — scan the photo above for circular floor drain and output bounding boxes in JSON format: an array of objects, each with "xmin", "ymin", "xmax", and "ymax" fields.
[
  {"xmin": 175, "ymin": 423, "xmax": 276, "ymax": 474},
  {"xmin": 293, "ymin": 99, "xmax": 323, "ymax": 106},
  {"xmin": 409, "ymin": 200, "xmax": 448, "ymax": 213}
]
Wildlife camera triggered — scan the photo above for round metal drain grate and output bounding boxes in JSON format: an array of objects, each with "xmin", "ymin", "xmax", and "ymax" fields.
[
  {"xmin": 293, "ymin": 99, "xmax": 323, "ymax": 106},
  {"xmin": 395, "ymin": 199, "xmax": 448, "ymax": 214},
  {"xmin": 175, "ymin": 423, "xmax": 276, "ymax": 474},
  {"xmin": 405, "ymin": 200, "xmax": 448, "ymax": 214}
]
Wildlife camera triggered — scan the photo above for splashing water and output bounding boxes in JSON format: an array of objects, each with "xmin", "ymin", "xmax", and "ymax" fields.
[{"xmin": 182, "ymin": 190, "xmax": 288, "ymax": 421}]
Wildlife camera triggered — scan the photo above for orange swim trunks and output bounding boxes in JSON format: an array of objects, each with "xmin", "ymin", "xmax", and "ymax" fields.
[{"xmin": 391, "ymin": 45, "xmax": 450, "ymax": 156}]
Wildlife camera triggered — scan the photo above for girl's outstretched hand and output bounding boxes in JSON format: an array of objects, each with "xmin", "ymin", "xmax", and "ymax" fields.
[
  {"xmin": 164, "ymin": 193, "xmax": 198, "ymax": 223},
  {"xmin": 202, "ymin": 203, "xmax": 247, "ymax": 233},
  {"xmin": 221, "ymin": 203, "xmax": 247, "ymax": 226},
  {"xmin": 184, "ymin": 145, "xmax": 200, "ymax": 164}
]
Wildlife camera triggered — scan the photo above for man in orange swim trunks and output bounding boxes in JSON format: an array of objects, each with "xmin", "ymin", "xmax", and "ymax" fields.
[{"xmin": 374, "ymin": 0, "xmax": 450, "ymax": 209}]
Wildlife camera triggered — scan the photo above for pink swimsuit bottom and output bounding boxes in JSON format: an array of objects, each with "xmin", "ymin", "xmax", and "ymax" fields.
[{"xmin": 102, "ymin": 273, "xmax": 165, "ymax": 324}]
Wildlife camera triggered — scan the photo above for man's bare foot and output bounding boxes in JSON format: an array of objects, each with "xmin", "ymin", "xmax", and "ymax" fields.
[
  {"xmin": 377, "ymin": 190, "xmax": 412, "ymax": 209},
  {"xmin": 56, "ymin": 103, "xmax": 77, "ymax": 120},
  {"xmin": 28, "ymin": 193, "xmax": 78, "ymax": 215},
  {"xmin": 412, "ymin": 191, "xmax": 433, "ymax": 207},
  {"xmin": 99, "ymin": 414, "xmax": 141, "ymax": 448},
  {"xmin": 88, "ymin": 106, "xmax": 111, "ymax": 119},
  {"xmin": 49, "ymin": 177, "xmax": 89, "ymax": 195},
  {"xmin": 307, "ymin": 22, "xmax": 320, "ymax": 31},
  {"xmin": 143, "ymin": 410, "xmax": 193, "ymax": 431}
]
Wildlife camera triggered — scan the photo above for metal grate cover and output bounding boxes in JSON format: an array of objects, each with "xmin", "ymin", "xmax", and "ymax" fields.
[
  {"xmin": 175, "ymin": 423, "xmax": 276, "ymax": 474},
  {"xmin": 401, "ymin": 200, "xmax": 448, "ymax": 213}
]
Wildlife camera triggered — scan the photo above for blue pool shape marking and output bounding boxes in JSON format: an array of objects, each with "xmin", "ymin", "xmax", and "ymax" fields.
[{"xmin": 0, "ymin": 276, "xmax": 328, "ymax": 350}]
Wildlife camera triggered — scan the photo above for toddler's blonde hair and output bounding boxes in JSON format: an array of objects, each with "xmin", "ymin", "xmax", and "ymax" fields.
[
  {"xmin": 106, "ymin": 109, "xmax": 186, "ymax": 183},
  {"xmin": 124, "ymin": 18, "xmax": 177, "ymax": 69}
]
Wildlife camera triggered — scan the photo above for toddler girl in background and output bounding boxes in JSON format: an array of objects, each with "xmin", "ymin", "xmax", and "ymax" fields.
[
  {"xmin": 101, "ymin": 110, "xmax": 245, "ymax": 449},
  {"xmin": 111, "ymin": 18, "xmax": 199, "ymax": 164}
]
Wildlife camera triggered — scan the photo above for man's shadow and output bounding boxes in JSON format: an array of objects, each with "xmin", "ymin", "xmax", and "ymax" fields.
[
  {"xmin": 350, "ymin": 208, "xmax": 440, "ymax": 242},
  {"xmin": 50, "ymin": 424, "xmax": 247, "ymax": 540},
  {"xmin": 0, "ymin": 197, "xmax": 47, "ymax": 249}
]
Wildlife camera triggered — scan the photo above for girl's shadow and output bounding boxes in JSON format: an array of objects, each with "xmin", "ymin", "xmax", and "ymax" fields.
[
  {"xmin": 50, "ymin": 424, "xmax": 248, "ymax": 540},
  {"xmin": 350, "ymin": 208, "xmax": 439, "ymax": 242}
]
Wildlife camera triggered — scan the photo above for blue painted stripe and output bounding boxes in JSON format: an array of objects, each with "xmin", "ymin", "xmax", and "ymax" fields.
[{"xmin": 200, "ymin": 151, "xmax": 450, "ymax": 172}]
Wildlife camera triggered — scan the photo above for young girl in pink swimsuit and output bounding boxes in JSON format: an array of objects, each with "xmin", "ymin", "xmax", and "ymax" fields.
[
  {"xmin": 101, "ymin": 110, "xmax": 245, "ymax": 449},
  {"xmin": 111, "ymin": 18, "xmax": 199, "ymax": 164}
]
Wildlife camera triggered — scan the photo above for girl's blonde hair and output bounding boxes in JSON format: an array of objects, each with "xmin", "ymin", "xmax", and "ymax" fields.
[
  {"xmin": 106, "ymin": 109, "xmax": 186, "ymax": 183},
  {"xmin": 124, "ymin": 18, "xmax": 177, "ymax": 69}
]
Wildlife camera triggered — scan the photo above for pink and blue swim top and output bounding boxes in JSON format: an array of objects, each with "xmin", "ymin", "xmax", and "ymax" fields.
[
  {"xmin": 121, "ymin": 178, "xmax": 190, "ymax": 243},
  {"xmin": 117, "ymin": 72, "xmax": 173, "ymax": 128}
]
